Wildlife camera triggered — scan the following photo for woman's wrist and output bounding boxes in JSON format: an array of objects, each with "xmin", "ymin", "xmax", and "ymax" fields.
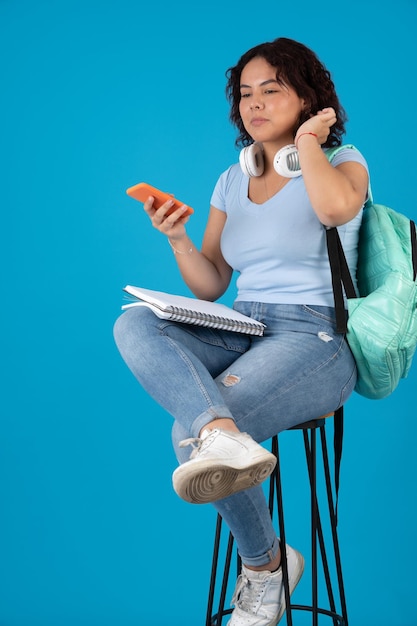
[
  {"xmin": 168, "ymin": 237, "xmax": 194, "ymax": 256},
  {"xmin": 294, "ymin": 132, "xmax": 318, "ymax": 150}
]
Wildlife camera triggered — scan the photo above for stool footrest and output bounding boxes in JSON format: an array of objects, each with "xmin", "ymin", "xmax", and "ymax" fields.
[
  {"xmin": 210, "ymin": 606, "xmax": 345, "ymax": 625},
  {"xmin": 290, "ymin": 604, "xmax": 346, "ymax": 625}
]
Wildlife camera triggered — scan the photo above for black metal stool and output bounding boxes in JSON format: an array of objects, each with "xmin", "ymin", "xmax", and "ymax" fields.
[{"xmin": 206, "ymin": 408, "xmax": 347, "ymax": 626}]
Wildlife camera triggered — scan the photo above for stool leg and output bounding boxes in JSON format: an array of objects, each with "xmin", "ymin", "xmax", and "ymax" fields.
[
  {"xmin": 303, "ymin": 426, "xmax": 347, "ymax": 626},
  {"xmin": 206, "ymin": 515, "xmax": 222, "ymax": 626},
  {"xmin": 206, "ymin": 515, "xmax": 235, "ymax": 626},
  {"xmin": 310, "ymin": 427, "xmax": 319, "ymax": 626},
  {"xmin": 320, "ymin": 426, "xmax": 349, "ymax": 626},
  {"xmin": 217, "ymin": 531, "xmax": 235, "ymax": 625},
  {"xmin": 271, "ymin": 436, "xmax": 294, "ymax": 626},
  {"xmin": 304, "ymin": 430, "xmax": 340, "ymax": 624}
]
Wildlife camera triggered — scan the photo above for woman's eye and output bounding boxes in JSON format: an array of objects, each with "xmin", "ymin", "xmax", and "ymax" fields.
[{"xmin": 240, "ymin": 93, "xmax": 251, "ymax": 99}]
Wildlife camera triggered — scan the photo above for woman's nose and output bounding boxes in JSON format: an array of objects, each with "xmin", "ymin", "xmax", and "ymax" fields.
[{"xmin": 250, "ymin": 99, "xmax": 263, "ymax": 110}]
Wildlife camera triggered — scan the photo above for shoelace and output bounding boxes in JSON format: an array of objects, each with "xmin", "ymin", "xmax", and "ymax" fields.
[
  {"xmin": 231, "ymin": 572, "xmax": 267, "ymax": 615},
  {"xmin": 178, "ymin": 431, "xmax": 217, "ymax": 459}
]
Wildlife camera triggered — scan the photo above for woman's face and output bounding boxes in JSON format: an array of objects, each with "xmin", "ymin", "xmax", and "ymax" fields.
[{"xmin": 239, "ymin": 56, "xmax": 306, "ymax": 145}]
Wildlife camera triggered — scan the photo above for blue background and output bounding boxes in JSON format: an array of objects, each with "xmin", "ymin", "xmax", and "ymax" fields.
[{"xmin": 1, "ymin": 1, "xmax": 416, "ymax": 624}]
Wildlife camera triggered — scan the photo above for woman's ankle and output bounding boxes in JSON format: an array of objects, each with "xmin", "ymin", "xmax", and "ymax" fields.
[
  {"xmin": 199, "ymin": 418, "xmax": 239, "ymax": 436},
  {"xmin": 244, "ymin": 547, "xmax": 282, "ymax": 573}
]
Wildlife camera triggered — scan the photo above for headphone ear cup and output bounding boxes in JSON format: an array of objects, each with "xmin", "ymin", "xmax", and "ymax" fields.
[
  {"xmin": 273, "ymin": 144, "xmax": 301, "ymax": 178},
  {"xmin": 239, "ymin": 142, "xmax": 264, "ymax": 177}
]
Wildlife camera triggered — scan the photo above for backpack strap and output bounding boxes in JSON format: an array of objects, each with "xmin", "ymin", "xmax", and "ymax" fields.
[
  {"xmin": 325, "ymin": 226, "xmax": 356, "ymax": 333},
  {"xmin": 411, "ymin": 220, "xmax": 417, "ymax": 281},
  {"xmin": 323, "ymin": 146, "xmax": 362, "ymax": 520},
  {"xmin": 324, "ymin": 143, "xmax": 367, "ymax": 332},
  {"xmin": 333, "ymin": 405, "xmax": 344, "ymax": 524}
]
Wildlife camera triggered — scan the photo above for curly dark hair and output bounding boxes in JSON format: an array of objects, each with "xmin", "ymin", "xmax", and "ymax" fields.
[{"xmin": 226, "ymin": 37, "xmax": 347, "ymax": 148}]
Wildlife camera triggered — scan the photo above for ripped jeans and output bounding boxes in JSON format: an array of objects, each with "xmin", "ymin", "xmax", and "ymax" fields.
[{"xmin": 113, "ymin": 301, "xmax": 356, "ymax": 566}]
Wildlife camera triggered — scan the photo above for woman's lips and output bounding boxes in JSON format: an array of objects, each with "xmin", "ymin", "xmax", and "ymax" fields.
[{"xmin": 251, "ymin": 117, "xmax": 268, "ymax": 126}]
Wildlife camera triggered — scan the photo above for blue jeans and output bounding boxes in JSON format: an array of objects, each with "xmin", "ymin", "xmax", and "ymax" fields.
[{"xmin": 113, "ymin": 301, "xmax": 356, "ymax": 566}]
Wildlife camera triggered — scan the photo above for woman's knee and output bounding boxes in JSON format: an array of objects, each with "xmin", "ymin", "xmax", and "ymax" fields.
[{"xmin": 113, "ymin": 306, "xmax": 155, "ymax": 349}]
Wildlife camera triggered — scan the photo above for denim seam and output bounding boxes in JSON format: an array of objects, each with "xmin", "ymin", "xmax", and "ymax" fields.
[
  {"xmin": 337, "ymin": 348, "xmax": 357, "ymax": 407},
  {"xmin": 182, "ymin": 329, "xmax": 249, "ymax": 353},
  {"xmin": 234, "ymin": 335, "xmax": 347, "ymax": 425},
  {"xmin": 301, "ymin": 304, "xmax": 337, "ymax": 323},
  {"xmin": 158, "ymin": 320, "xmax": 249, "ymax": 353},
  {"xmin": 163, "ymin": 334, "xmax": 214, "ymax": 408},
  {"xmin": 274, "ymin": 334, "xmax": 346, "ymax": 398},
  {"xmin": 232, "ymin": 493, "xmax": 279, "ymax": 565}
]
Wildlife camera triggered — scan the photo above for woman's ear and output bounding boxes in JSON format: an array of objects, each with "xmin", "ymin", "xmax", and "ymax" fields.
[
  {"xmin": 295, "ymin": 110, "xmax": 310, "ymax": 133},
  {"xmin": 301, "ymin": 98, "xmax": 314, "ymax": 120},
  {"xmin": 302, "ymin": 99, "xmax": 312, "ymax": 117}
]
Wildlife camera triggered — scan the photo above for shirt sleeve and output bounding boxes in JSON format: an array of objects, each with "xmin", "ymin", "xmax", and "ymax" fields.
[
  {"xmin": 327, "ymin": 145, "xmax": 369, "ymax": 172},
  {"xmin": 210, "ymin": 166, "xmax": 235, "ymax": 213}
]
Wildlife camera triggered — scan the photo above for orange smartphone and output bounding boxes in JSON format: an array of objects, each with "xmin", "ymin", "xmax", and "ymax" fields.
[{"xmin": 126, "ymin": 182, "xmax": 194, "ymax": 217}]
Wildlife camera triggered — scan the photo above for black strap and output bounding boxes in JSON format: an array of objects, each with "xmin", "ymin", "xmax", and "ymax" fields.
[
  {"xmin": 333, "ymin": 406, "xmax": 344, "ymax": 524},
  {"xmin": 325, "ymin": 227, "xmax": 357, "ymax": 333},
  {"xmin": 325, "ymin": 228, "xmax": 354, "ymax": 522},
  {"xmin": 325, "ymin": 227, "xmax": 345, "ymax": 333},
  {"xmin": 410, "ymin": 220, "xmax": 417, "ymax": 281}
]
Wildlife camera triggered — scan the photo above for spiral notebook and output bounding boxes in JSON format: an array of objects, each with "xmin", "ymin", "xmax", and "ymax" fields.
[{"xmin": 121, "ymin": 286, "xmax": 266, "ymax": 336}]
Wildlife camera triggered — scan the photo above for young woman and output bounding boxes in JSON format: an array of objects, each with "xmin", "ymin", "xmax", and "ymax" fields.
[{"xmin": 114, "ymin": 37, "xmax": 368, "ymax": 626}]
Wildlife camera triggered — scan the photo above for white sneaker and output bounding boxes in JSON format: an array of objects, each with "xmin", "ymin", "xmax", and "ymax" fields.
[
  {"xmin": 172, "ymin": 429, "xmax": 276, "ymax": 504},
  {"xmin": 227, "ymin": 544, "xmax": 305, "ymax": 626}
]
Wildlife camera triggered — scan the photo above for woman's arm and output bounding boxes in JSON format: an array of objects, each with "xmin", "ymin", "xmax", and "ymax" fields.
[
  {"xmin": 295, "ymin": 109, "xmax": 369, "ymax": 227},
  {"xmin": 144, "ymin": 196, "xmax": 233, "ymax": 301}
]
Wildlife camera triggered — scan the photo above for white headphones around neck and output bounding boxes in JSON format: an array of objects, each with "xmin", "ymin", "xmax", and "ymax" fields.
[{"xmin": 239, "ymin": 142, "xmax": 302, "ymax": 178}]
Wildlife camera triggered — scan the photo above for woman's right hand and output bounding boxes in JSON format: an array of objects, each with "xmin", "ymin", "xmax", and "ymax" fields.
[{"xmin": 143, "ymin": 196, "xmax": 191, "ymax": 241}]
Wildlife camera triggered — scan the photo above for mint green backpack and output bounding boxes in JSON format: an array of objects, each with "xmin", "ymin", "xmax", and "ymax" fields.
[{"xmin": 326, "ymin": 145, "xmax": 417, "ymax": 400}]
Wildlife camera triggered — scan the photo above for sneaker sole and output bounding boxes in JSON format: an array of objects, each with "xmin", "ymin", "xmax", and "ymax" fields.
[{"xmin": 173, "ymin": 456, "xmax": 277, "ymax": 504}]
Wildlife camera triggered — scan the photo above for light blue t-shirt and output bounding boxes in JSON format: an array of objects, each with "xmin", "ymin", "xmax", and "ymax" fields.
[{"xmin": 210, "ymin": 146, "xmax": 368, "ymax": 306}]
